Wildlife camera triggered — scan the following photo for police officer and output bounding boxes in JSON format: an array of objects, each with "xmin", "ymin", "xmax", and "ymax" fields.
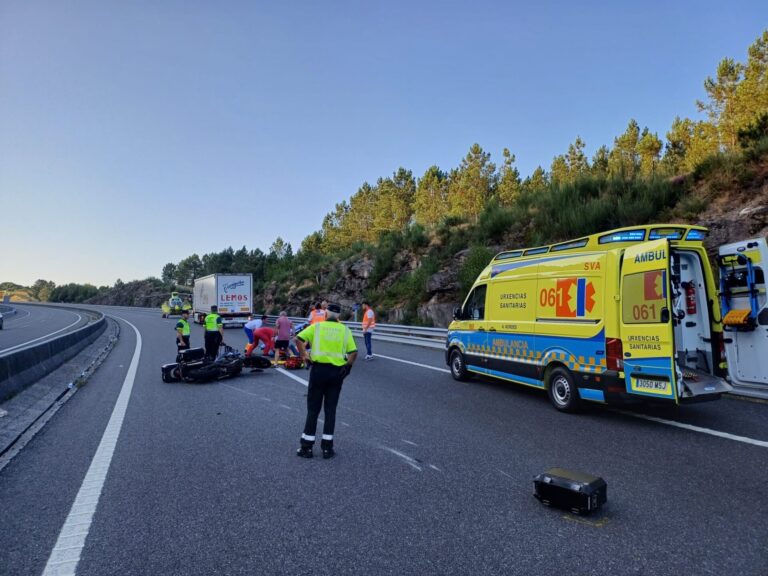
[
  {"xmin": 296, "ymin": 303, "xmax": 357, "ymax": 459},
  {"xmin": 175, "ymin": 309, "xmax": 191, "ymax": 351},
  {"xmin": 203, "ymin": 305, "xmax": 224, "ymax": 360}
]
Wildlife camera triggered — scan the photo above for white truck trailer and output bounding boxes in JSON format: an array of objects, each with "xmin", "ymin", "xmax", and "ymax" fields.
[{"xmin": 193, "ymin": 273, "xmax": 253, "ymax": 327}]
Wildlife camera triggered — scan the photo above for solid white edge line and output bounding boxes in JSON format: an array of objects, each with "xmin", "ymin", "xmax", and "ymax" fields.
[
  {"xmin": 275, "ymin": 367, "xmax": 309, "ymax": 387},
  {"xmin": 616, "ymin": 410, "xmax": 768, "ymax": 449},
  {"xmin": 373, "ymin": 353, "xmax": 451, "ymax": 374},
  {"xmin": 380, "ymin": 351, "xmax": 768, "ymax": 449},
  {"xmin": 1, "ymin": 312, "xmax": 83, "ymax": 356},
  {"xmin": 42, "ymin": 316, "xmax": 142, "ymax": 576}
]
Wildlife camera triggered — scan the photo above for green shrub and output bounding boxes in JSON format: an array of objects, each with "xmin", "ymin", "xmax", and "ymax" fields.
[
  {"xmin": 369, "ymin": 232, "xmax": 404, "ymax": 285},
  {"xmin": 458, "ymin": 245, "xmax": 493, "ymax": 297},
  {"xmin": 473, "ymin": 200, "xmax": 519, "ymax": 243}
]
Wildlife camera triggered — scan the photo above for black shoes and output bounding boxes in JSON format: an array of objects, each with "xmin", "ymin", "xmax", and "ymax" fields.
[
  {"xmin": 296, "ymin": 446, "xmax": 313, "ymax": 458},
  {"xmin": 297, "ymin": 445, "xmax": 335, "ymax": 459}
]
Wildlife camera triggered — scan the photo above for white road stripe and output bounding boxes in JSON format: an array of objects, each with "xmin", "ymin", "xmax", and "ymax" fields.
[
  {"xmin": 378, "ymin": 352, "xmax": 768, "ymax": 449},
  {"xmin": 42, "ymin": 316, "xmax": 142, "ymax": 576},
  {"xmin": 381, "ymin": 446, "xmax": 422, "ymax": 471},
  {"xmin": 616, "ymin": 410, "xmax": 768, "ymax": 449},
  {"xmin": 276, "ymin": 367, "xmax": 309, "ymax": 387},
  {"xmin": 373, "ymin": 353, "xmax": 451, "ymax": 374},
  {"xmin": 0, "ymin": 312, "xmax": 83, "ymax": 355}
]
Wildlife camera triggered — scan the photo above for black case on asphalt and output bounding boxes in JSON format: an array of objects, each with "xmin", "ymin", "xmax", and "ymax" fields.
[
  {"xmin": 176, "ymin": 347, "xmax": 206, "ymax": 363},
  {"xmin": 243, "ymin": 356, "xmax": 272, "ymax": 369},
  {"xmin": 162, "ymin": 363, "xmax": 180, "ymax": 382},
  {"xmin": 533, "ymin": 468, "xmax": 607, "ymax": 514}
]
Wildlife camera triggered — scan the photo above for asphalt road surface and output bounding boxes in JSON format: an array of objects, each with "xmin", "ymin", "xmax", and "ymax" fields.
[
  {"xmin": 0, "ymin": 304, "xmax": 90, "ymax": 355},
  {"xmin": 1, "ymin": 306, "xmax": 766, "ymax": 575}
]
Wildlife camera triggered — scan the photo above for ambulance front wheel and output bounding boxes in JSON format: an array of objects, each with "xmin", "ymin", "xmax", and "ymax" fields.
[
  {"xmin": 547, "ymin": 367, "xmax": 581, "ymax": 412},
  {"xmin": 449, "ymin": 349, "xmax": 470, "ymax": 381}
]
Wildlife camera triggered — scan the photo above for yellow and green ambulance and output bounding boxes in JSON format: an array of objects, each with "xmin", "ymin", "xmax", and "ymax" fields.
[{"xmin": 446, "ymin": 224, "xmax": 732, "ymax": 411}]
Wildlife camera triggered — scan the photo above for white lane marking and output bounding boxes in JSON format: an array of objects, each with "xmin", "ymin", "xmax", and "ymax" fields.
[
  {"xmin": 616, "ymin": 410, "xmax": 768, "ymax": 449},
  {"xmin": 429, "ymin": 464, "xmax": 442, "ymax": 472},
  {"xmin": 402, "ymin": 439, "xmax": 418, "ymax": 446},
  {"xmin": 6, "ymin": 308, "xmax": 31, "ymax": 323},
  {"xmin": 0, "ymin": 312, "xmax": 83, "ymax": 355},
  {"xmin": 497, "ymin": 469, "xmax": 514, "ymax": 480},
  {"xmin": 381, "ymin": 446, "xmax": 422, "ymax": 471},
  {"xmin": 276, "ymin": 367, "xmax": 309, "ymax": 387},
  {"xmin": 42, "ymin": 316, "xmax": 142, "ymax": 576},
  {"xmin": 220, "ymin": 383, "xmax": 272, "ymax": 402},
  {"xmin": 373, "ymin": 353, "xmax": 450, "ymax": 374}
]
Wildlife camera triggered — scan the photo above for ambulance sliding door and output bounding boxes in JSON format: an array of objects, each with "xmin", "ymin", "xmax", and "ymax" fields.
[
  {"xmin": 486, "ymin": 275, "xmax": 537, "ymax": 383},
  {"xmin": 619, "ymin": 240, "xmax": 678, "ymax": 402}
]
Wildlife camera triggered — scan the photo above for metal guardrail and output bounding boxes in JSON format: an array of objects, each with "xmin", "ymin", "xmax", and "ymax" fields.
[{"xmin": 266, "ymin": 315, "xmax": 449, "ymax": 350}]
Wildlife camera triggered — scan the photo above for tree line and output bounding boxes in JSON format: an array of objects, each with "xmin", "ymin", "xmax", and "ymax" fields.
[{"xmin": 302, "ymin": 30, "xmax": 768, "ymax": 254}]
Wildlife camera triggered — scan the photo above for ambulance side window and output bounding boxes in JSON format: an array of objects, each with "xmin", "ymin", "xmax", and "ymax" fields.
[{"xmin": 463, "ymin": 285, "xmax": 487, "ymax": 320}]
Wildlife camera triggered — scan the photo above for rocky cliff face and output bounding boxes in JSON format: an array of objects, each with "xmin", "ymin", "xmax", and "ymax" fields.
[
  {"xmin": 699, "ymin": 173, "xmax": 768, "ymax": 258},
  {"xmin": 86, "ymin": 280, "xmax": 169, "ymax": 308},
  {"xmin": 256, "ymin": 248, "xmax": 473, "ymax": 327}
]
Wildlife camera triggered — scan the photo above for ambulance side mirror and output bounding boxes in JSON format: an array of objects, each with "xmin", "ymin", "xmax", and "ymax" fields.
[
  {"xmin": 660, "ymin": 307, "xmax": 670, "ymax": 323},
  {"xmin": 453, "ymin": 306, "xmax": 463, "ymax": 320}
]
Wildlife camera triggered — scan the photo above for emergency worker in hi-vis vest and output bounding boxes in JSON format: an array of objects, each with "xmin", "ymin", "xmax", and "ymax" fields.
[{"xmin": 295, "ymin": 303, "xmax": 357, "ymax": 459}]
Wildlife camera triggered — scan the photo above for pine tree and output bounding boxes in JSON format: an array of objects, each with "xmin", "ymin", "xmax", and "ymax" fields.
[
  {"xmin": 414, "ymin": 166, "xmax": 449, "ymax": 226},
  {"xmin": 550, "ymin": 155, "xmax": 569, "ymax": 184},
  {"xmin": 448, "ymin": 144, "xmax": 496, "ymax": 221},
  {"xmin": 637, "ymin": 128, "xmax": 663, "ymax": 177},
  {"xmin": 608, "ymin": 119, "xmax": 641, "ymax": 179},
  {"xmin": 496, "ymin": 149, "xmax": 522, "ymax": 206},
  {"xmin": 522, "ymin": 166, "xmax": 549, "ymax": 194},
  {"xmin": 591, "ymin": 145, "xmax": 610, "ymax": 178},
  {"xmin": 566, "ymin": 136, "xmax": 590, "ymax": 177}
]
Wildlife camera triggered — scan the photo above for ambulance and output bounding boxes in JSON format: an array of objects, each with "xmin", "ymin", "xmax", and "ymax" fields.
[
  {"xmin": 446, "ymin": 224, "xmax": 732, "ymax": 411},
  {"xmin": 718, "ymin": 236, "xmax": 768, "ymax": 397}
]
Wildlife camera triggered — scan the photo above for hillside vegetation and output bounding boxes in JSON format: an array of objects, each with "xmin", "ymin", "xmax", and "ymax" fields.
[{"xmin": 7, "ymin": 31, "xmax": 768, "ymax": 324}]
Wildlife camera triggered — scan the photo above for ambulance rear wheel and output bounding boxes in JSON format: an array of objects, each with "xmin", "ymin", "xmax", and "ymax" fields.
[
  {"xmin": 547, "ymin": 367, "xmax": 581, "ymax": 412},
  {"xmin": 449, "ymin": 349, "xmax": 470, "ymax": 381}
]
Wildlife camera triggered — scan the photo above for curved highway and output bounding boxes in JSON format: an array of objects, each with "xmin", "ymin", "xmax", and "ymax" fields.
[
  {"xmin": 1, "ymin": 306, "xmax": 767, "ymax": 575},
  {"xmin": 0, "ymin": 304, "xmax": 91, "ymax": 355}
]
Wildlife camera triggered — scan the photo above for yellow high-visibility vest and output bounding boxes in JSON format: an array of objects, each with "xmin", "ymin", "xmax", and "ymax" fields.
[
  {"xmin": 298, "ymin": 320, "xmax": 356, "ymax": 367},
  {"xmin": 204, "ymin": 313, "xmax": 222, "ymax": 332}
]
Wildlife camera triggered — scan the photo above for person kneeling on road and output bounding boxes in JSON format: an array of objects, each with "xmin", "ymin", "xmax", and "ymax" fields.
[
  {"xmin": 248, "ymin": 326, "xmax": 276, "ymax": 358},
  {"xmin": 295, "ymin": 303, "xmax": 357, "ymax": 460}
]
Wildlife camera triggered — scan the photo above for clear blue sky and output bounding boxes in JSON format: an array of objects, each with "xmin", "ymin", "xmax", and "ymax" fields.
[{"xmin": 1, "ymin": 1, "xmax": 765, "ymax": 286}]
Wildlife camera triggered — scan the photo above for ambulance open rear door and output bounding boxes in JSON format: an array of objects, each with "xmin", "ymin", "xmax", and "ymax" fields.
[
  {"xmin": 719, "ymin": 237, "xmax": 768, "ymax": 397},
  {"xmin": 619, "ymin": 240, "xmax": 679, "ymax": 403}
]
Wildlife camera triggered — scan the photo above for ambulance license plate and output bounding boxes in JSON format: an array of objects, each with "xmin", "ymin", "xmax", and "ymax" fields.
[{"xmin": 633, "ymin": 378, "xmax": 669, "ymax": 393}]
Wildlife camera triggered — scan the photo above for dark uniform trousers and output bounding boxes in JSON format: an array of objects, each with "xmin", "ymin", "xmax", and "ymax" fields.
[
  {"xmin": 177, "ymin": 335, "xmax": 190, "ymax": 350},
  {"xmin": 301, "ymin": 362, "xmax": 344, "ymax": 448},
  {"xmin": 204, "ymin": 331, "xmax": 222, "ymax": 360}
]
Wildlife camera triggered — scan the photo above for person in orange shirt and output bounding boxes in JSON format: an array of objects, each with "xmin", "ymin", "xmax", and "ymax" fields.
[
  {"xmin": 308, "ymin": 302, "xmax": 326, "ymax": 325},
  {"xmin": 362, "ymin": 301, "xmax": 376, "ymax": 360}
]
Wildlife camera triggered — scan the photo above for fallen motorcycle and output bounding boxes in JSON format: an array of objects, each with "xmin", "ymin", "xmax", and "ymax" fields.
[{"xmin": 161, "ymin": 344, "xmax": 267, "ymax": 383}]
